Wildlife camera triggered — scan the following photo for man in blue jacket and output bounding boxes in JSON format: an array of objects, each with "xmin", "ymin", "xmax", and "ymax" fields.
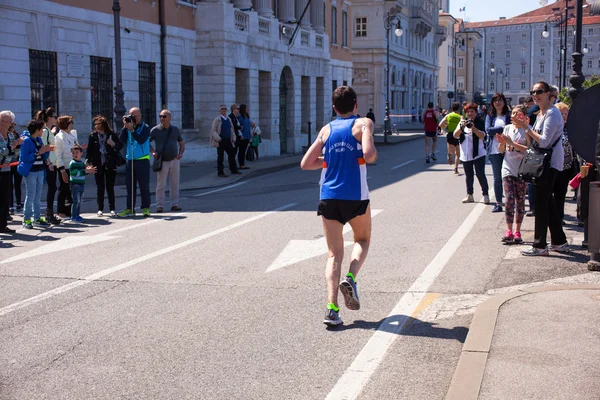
[{"xmin": 117, "ymin": 107, "xmax": 151, "ymax": 218}]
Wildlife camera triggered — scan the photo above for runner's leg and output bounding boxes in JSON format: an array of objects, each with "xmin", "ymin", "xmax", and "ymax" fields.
[
  {"xmin": 346, "ymin": 206, "xmax": 372, "ymax": 278},
  {"xmin": 322, "ymin": 217, "xmax": 345, "ymax": 307}
]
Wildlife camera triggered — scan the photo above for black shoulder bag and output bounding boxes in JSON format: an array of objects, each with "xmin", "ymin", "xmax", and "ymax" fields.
[
  {"xmin": 152, "ymin": 127, "xmax": 172, "ymax": 172},
  {"xmin": 518, "ymin": 115, "xmax": 561, "ymax": 185}
]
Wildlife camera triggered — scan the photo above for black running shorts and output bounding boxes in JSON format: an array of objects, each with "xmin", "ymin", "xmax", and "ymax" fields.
[
  {"xmin": 425, "ymin": 131, "xmax": 437, "ymax": 138},
  {"xmin": 447, "ymin": 132, "xmax": 460, "ymax": 146},
  {"xmin": 317, "ymin": 199, "xmax": 370, "ymax": 224}
]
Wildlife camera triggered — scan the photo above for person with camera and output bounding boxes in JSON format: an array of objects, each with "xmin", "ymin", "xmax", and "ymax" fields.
[
  {"xmin": 453, "ymin": 102, "xmax": 490, "ymax": 204},
  {"xmin": 117, "ymin": 107, "xmax": 151, "ymax": 218},
  {"xmin": 86, "ymin": 116, "xmax": 123, "ymax": 217},
  {"xmin": 485, "ymin": 93, "xmax": 510, "ymax": 213}
]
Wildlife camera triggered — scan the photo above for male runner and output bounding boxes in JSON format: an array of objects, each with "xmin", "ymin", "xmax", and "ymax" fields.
[
  {"xmin": 423, "ymin": 102, "xmax": 438, "ymax": 163},
  {"xmin": 439, "ymin": 102, "xmax": 463, "ymax": 174},
  {"xmin": 300, "ymin": 86, "xmax": 377, "ymax": 327}
]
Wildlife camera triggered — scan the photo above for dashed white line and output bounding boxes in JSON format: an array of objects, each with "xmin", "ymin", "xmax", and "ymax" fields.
[
  {"xmin": 194, "ymin": 182, "xmax": 248, "ymax": 197},
  {"xmin": 391, "ymin": 159, "xmax": 416, "ymax": 170}
]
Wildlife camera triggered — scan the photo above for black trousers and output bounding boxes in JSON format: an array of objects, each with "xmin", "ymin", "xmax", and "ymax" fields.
[
  {"xmin": 533, "ymin": 168, "xmax": 567, "ymax": 249},
  {"xmin": 10, "ymin": 165, "xmax": 22, "ymax": 208},
  {"xmin": 46, "ymin": 166, "xmax": 58, "ymax": 215},
  {"xmin": 217, "ymin": 141, "xmax": 238, "ymax": 174},
  {"xmin": 125, "ymin": 159, "xmax": 151, "ymax": 210},
  {"xmin": 553, "ymin": 168, "xmax": 572, "ymax": 222},
  {"xmin": 57, "ymin": 169, "xmax": 72, "ymax": 216},
  {"xmin": 237, "ymin": 138, "xmax": 250, "ymax": 167},
  {"xmin": 462, "ymin": 156, "xmax": 489, "ymax": 196},
  {"xmin": 95, "ymin": 165, "xmax": 117, "ymax": 212},
  {"xmin": 0, "ymin": 171, "xmax": 10, "ymax": 229}
]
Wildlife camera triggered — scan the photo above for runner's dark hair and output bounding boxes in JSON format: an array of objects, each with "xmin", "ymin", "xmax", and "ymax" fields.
[
  {"xmin": 332, "ymin": 86, "xmax": 357, "ymax": 114},
  {"xmin": 451, "ymin": 102, "xmax": 461, "ymax": 112}
]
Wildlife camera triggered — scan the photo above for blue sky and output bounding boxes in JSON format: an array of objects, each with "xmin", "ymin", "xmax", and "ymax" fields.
[{"xmin": 449, "ymin": 1, "xmax": 547, "ymax": 23}]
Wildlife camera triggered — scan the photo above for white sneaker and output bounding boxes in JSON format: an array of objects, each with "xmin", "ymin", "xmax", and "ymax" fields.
[
  {"xmin": 548, "ymin": 242, "xmax": 570, "ymax": 253},
  {"xmin": 110, "ymin": 210, "xmax": 116, "ymax": 217},
  {"xmin": 462, "ymin": 194, "xmax": 474, "ymax": 203},
  {"xmin": 97, "ymin": 211, "xmax": 104, "ymax": 217},
  {"xmin": 483, "ymin": 195, "xmax": 490, "ymax": 204}
]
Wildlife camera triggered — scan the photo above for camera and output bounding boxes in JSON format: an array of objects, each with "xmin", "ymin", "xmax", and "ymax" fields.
[
  {"xmin": 123, "ymin": 114, "xmax": 135, "ymax": 124},
  {"xmin": 465, "ymin": 120, "xmax": 474, "ymax": 129}
]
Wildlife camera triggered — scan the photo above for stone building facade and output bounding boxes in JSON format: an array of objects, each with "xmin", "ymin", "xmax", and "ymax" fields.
[
  {"xmin": 0, "ymin": 0, "xmax": 352, "ymax": 158},
  {"xmin": 351, "ymin": 0, "xmax": 442, "ymax": 127},
  {"xmin": 436, "ymin": 12, "xmax": 457, "ymax": 110}
]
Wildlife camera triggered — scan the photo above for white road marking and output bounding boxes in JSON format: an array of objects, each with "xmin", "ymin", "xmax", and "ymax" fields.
[
  {"xmin": 149, "ymin": 197, "xmax": 189, "ymax": 208},
  {"xmin": 0, "ymin": 203, "xmax": 296, "ymax": 317},
  {"xmin": 325, "ymin": 203, "xmax": 486, "ymax": 400},
  {"xmin": 266, "ymin": 210, "xmax": 383, "ymax": 273},
  {"xmin": 194, "ymin": 182, "xmax": 247, "ymax": 197},
  {"xmin": 391, "ymin": 160, "xmax": 415, "ymax": 170}
]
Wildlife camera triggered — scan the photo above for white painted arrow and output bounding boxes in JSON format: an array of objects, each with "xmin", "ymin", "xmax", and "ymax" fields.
[
  {"xmin": 1, "ymin": 235, "xmax": 119, "ymax": 264},
  {"xmin": 265, "ymin": 209, "xmax": 383, "ymax": 273}
]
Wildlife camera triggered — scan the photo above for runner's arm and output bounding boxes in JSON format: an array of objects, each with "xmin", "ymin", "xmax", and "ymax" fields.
[
  {"xmin": 361, "ymin": 118, "xmax": 377, "ymax": 163},
  {"xmin": 300, "ymin": 126, "xmax": 327, "ymax": 170}
]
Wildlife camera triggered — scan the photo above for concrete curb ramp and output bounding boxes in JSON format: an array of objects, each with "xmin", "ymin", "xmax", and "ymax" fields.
[{"xmin": 445, "ymin": 284, "xmax": 600, "ymax": 400}]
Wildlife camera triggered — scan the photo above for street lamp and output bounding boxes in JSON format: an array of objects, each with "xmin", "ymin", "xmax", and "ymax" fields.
[
  {"xmin": 472, "ymin": 49, "xmax": 482, "ymax": 102},
  {"xmin": 113, "ymin": 0, "xmax": 126, "ymax": 132},
  {"xmin": 383, "ymin": 10, "xmax": 403, "ymax": 144}
]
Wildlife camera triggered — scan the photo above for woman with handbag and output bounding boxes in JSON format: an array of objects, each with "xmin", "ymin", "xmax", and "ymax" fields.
[
  {"xmin": 513, "ymin": 81, "xmax": 568, "ymax": 256},
  {"xmin": 85, "ymin": 116, "xmax": 123, "ymax": 217},
  {"xmin": 485, "ymin": 93, "xmax": 510, "ymax": 213}
]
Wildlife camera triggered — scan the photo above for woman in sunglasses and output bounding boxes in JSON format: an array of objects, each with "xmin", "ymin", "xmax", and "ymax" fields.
[{"xmin": 513, "ymin": 81, "xmax": 568, "ymax": 256}]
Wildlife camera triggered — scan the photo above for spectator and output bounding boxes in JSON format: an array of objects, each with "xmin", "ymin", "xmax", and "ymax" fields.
[
  {"xmin": 516, "ymin": 81, "xmax": 568, "ymax": 256},
  {"xmin": 55, "ymin": 115, "xmax": 79, "ymax": 219},
  {"xmin": 36, "ymin": 108, "xmax": 60, "ymax": 224},
  {"xmin": 485, "ymin": 93, "xmax": 510, "ymax": 213},
  {"xmin": 497, "ymin": 106, "xmax": 530, "ymax": 244},
  {"xmin": 237, "ymin": 104, "xmax": 253, "ymax": 170},
  {"xmin": 0, "ymin": 110, "xmax": 20, "ymax": 233},
  {"xmin": 8, "ymin": 120, "xmax": 23, "ymax": 214},
  {"xmin": 150, "ymin": 109, "xmax": 185, "ymax": 213},
  {"xmin": 439, "ymin": 102, "xmax": 462, "ymax": 174},
  {"xmin": 523, "ymin": 96, "xmax": 534, "ymax": 111},
  {"xmin": 250, "ymin": 124, "xmax": 261, "ymax": 161},
  {"xmin": 229, "ymin": 103, "xmax": 242, "ymax": 168},
  {"xmin": 86, "ymin": 115, "xmax": 122, "ymax": 217},
  {"xmin": 553, "ymin": 102, "xmax": 577, "ymax": 224},
  {"xmin": 69, "ymin": 145, "xmax": 96, "ymax": 223},
  {"xmin": 210, "ymin": 104, "xmax": 240, "ymax": 177},
  {"xmin": 422, "ymin": 102, "xmax": 438, "ymax": 163},
  {"xmin": 366, "ymin": 108, "xmax": 375, "ymax": 123},
  {"xmin": 454, "ymin": 102, "xmax": 489, "ymax": 204},
  {"xmin": 118, "ymin": 107, "xmax": 152, "ymax": 218},
  {"xmin": 17, "ymin": 119, "xmax": 53, "ymax": 229},
  {"xmin": 411, "ymin": 107, "xmax": 417, "ymax": 122}
]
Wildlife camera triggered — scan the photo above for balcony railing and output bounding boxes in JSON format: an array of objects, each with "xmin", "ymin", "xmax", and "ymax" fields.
[
  {"xmin": 235, "ymin": 10, "xmax": 249, "ymax": 31},
  {"xmin": 258, "ymin": 17, "xmax": 270, "ymax": 35},
  {"xmin": 316, "ymin": 35, "xmax": 324, "ymax": 48},
  {"xmin": 301, "ymin": 31, "xmax": 309, "ymax": 46}
]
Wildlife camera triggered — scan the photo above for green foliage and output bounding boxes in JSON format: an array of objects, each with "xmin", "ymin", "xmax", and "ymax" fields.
[{"xmin": 558, "ymin": 74, "xmax": 600, "ymax": 106}]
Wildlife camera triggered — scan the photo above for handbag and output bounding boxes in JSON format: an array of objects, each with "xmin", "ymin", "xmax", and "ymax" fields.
[
  {"xmin": 152, "ymin": 126, "xmax": 172, "ymax": 172},
  {"xmin": 518, "ymin": 136, "xmax": 561, "ymax": 184}
]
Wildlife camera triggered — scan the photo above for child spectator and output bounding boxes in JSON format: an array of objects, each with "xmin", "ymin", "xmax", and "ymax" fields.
[
  {"xmin": 68, "ymin": 145, "xmax": 96, "ymax": 223},
  {"xmin": 250, "ymin": 124, "xmax": 261, "ymax": 161}
]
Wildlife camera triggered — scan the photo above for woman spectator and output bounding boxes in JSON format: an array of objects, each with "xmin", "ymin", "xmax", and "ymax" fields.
[
  {"xmin": 8, "ymin": 119, "xmax": 23, "ymax": 214},
  {"xmin": 485, "ymin": 93, "xmax": 510, "ymax": 213},
  {"xmin": 514, "ymin": 81, "xmax": 568, "ymax": 256},
  {"xmin": 35, "ymin": 108, "xmax": 61, "ymax": 224},
  {"xmin": 86, "ymin": 116, "xmax": 122, "ymax": 217},
  {"xmin": 17, "ymin": 119, "xmax": 53, "ymax": 229},
  {"xmin": 55, "ymin": 116, "xmax": 79, "ymax": 219},
  {"xmin": 497, "ymin": 106, "xmax": 530, "ymax": 244},
  {"xmin": 453, "ymin": 102, "xmax": 490, "ymax": 204},
  {"xmin": 0, "ymin": 110, "xmax": 21, "ymax": 233},
  {"xmin": 237, "ymin": 104, "xmax": 253, "ymax": 169},
  {"xmin": 553, "ymin": 102, "xmax": 577, "ymax": 225}
]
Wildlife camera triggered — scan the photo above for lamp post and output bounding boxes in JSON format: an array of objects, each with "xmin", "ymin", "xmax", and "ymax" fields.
[
  {"xmin": 472, "ymin": 49, "xmax": 481, "ymax": 102},
  {"xmin": 113, "ymin": 0, "xmax": 126, "ymax": 132},
  {"xmin": 383, "ymin": 10, "xmax": 403, "ymax": 144}
]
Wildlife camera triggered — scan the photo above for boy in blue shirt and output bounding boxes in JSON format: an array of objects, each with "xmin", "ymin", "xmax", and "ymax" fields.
[{"xmin": 69, "ymin": 145, "xmax": 96, "ymax": 222}]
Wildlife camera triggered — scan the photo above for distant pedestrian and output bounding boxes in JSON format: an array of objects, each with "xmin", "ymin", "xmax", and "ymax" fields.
[
  {"xmin": 422, "ymin": 102, "xmax": 438, "ymax": 163},
  {"xmin": 366, "ymin": 108, "xmax": 376, "ymax": 123},
  {"xmin": 68, "ymin": 145, "xmax": 96, "ymax": 223},
  {"xmin": 55, "ymin": 115, "xmax": 79, "ymax": 219},
  {"xmin": 439, "ymin": 102, "xmax": 462, "ymax": 174},
  {"xmin": 485, "ymin": 93, "xmax": 510, "ymax": 213},
  {"xmin": 411, "ymin": 107, "xmax": 417, "ymax": 122},
  {"xmin": 300, "ymin": 86, "xmax": 377, "ymax": 327},
  {"xmin": 150, "ymin": 110, "xmax": 185, "ymax": 213},
  {"xmin": 211, "ymin": 104, "xmax": 240, "ymax": 177},
  {"xmin": 237, "ymin": 104, "xmax": 253, "ymax": 170}
]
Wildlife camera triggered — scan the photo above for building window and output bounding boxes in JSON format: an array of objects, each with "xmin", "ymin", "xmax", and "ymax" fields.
[
  {"xmin": 332, "ymin": 79, "xmax": 338, "ymax": 117},
  {"xmin": 342, "ymin": 11, "xmax": 348, "ymax": 46},
  {"xmin": 138, "ymin": 61, "xmax": 156, "ymax": 126},
  {"xmin": 29, "ymin": 50, "xmax": 59, "ymax": 116},
  {"xmin": 331, "ymin": 6, "xmax": 338, "ymax": 44},
  {"xmin": 589, "ymin": 28, "xmax": 594, "ymax": 36},
  {"xmin": 540, "ymin": 48, "xmax": 545, "ymax": 56},
  {"xmin": 181, "ymin": 65, "xmax": 194, "ymax": 129},
  {"xmin": 505, "ymin": 81, "xmax": 510, "ymax": 90},
  {"xmin": 355, "ymin": 17, "xmax": 367, "ymax": 37},
  {"xmin": 522, "ymin": 33, "xmax": 527, "ymax": 41},
  {"xmin": 598, "ymin": 59, "xmax": 600, "ymax": 69},
  {"xmin": 506, "ymin": 49, "xmax": 511, "ymax": 58},
  {"xmin": 521, "ymin": 64, "xmax": 526, "ymax": 74},
  {"xmin": 458, "ymin": 80, "xmax": 464, "ymax": 89},
  {"xmin": 588, "ymin": 59, "xmax": 593, "ymax": 69},
  {"xmin": 458, "ymin": 57, "xmax": 464, "ymax": 68},
  {"xmin": 521, "ymin": 48, "xmax": 526, "ymax": 58},
  {"xmin": 491, "ymin": 50, "xmax": 495, "ymax": 59},
  {"xmin": 521, "ymin": 81, "xmax": 526, "ymax": 90},
  {"xmin": 598, "ymin": 43, "xmax": 600, "ymax": 51},
  {"xmin": 506, "ymin": 66, "xmax": 511, "ymax": 75},
  {"xmin": 90, "ymin": 56, "xmax": 114, "ymax": 129},
  {"xmin": 539, "ymin": 63, "xmax": 545, "ymax": 73},
  {"xmin": 490, "ymin": 81, "xmax": 495, "ymax": 91},
  {"xmin": 491, "ymin": 36, "xmax": 496, "ymax": 44},
  {"xmin": 567, "ymin": 61, "xmax": 572, "ymax": 70},
  {"xmin": 506, "ymin": 34, "xmax": 510, "ymax": 42}
]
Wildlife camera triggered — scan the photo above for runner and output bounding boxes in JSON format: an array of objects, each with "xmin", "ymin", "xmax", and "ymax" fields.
[
  {"xmin": 438, "ymin": 102, "xmax": 462, "ymax": 174},
  {"xmin": 300, "ymin": 86, "xmax": 377, "ymax": 327},
  {"xmin": 423, "ymin": 102, "xmax": 438, "ymax": 163}
]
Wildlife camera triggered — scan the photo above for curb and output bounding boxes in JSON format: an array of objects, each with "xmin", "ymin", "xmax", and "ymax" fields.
[{"xmin": 445, "ymin": 284, "xmax": 600, "ymax": 400}]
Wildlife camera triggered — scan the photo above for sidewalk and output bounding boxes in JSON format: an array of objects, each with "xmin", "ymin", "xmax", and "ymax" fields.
[{"xmin": 446, "ymin": 287, "xmax": 600, "ymax": 400}]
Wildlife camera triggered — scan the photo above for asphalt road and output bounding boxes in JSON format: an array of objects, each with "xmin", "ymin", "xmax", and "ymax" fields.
[{"xmin": 0, "ymin": 138, "xmax": 594, "ymax": 400}]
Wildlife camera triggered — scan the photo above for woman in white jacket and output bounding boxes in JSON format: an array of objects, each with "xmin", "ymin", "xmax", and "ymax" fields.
[{"xmin": 54, "ymin": 115, "xmax": 79, "ymax": 218}]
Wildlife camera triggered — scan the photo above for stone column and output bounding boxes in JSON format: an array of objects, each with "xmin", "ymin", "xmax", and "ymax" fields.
[
  {"xmin": 233, "ymin": 0, "xmax": 252, "ymax": 9},
  {"xmin": 277, "ymin": 0, "xmax": 295, "ymax": 23},
  {"xmin": 296, "ymin": 0, "xmax": 311, "ymax": 28},
  {"xmin": 253, "ymin": 0, "xmax": 272, "ymax": 16},
  {"xmin": 310, "ymin": 0, "xmax": 325, "ymax": 33}
]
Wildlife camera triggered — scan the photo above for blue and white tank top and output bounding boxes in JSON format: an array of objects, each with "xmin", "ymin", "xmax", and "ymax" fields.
[{"xmin": 319, "ymin": 116, "xmax": 369, "ymax": 201}]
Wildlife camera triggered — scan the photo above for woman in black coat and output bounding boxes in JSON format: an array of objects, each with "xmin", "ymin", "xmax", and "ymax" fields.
[{"xmin": 85, "ymin": 116, "xmax": 123, "ymax": 216}]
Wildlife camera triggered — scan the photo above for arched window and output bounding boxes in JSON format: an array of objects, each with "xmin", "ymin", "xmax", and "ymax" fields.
[
  {"xmin": 391, "ymin": 67, "xmax": 396, "ymax": 85},
  {"xmin": 423, "ymin": 76, "xmax": 427, "ymax": 88},
  {"xmin": 402, "ymin": 70, "xmax": 406, "ymax": 86}
]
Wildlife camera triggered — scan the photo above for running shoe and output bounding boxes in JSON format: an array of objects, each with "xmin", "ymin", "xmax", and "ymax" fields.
[
  {"xmin": 110, "ymin": 210, "xmax": 116, "ymax": 217},
  {"xmin": 97, "ymin": 210, "xmax": 104, "ymax": 217},
  {"xmin": 340, "ymin": 275, "xmax": 360, "ymax": 310},
  {"xmin": 453, "ymin": 168, "xmax": 459, "ymax": 175},
  {"xmin": 492, "ymin": 204, "xmax": 503, "ymax": 213},
  {"xmin": 501, "ymin": 230, "xmax": 514, "ymax": 243},
  {"xmin": 462, "ymin": 194, "xmax": 474, "ymax": 203},
  {"xmin": 33, "ymin": 218, "xmax": 50, "ymax": 227},
  {"xmin": 513, "ymin": 231, "xmax": 523, "ymax": 244},
  {"xmin": 323, "ymin": 305, "xmax": 342, "ymax": 327},
  {"xmin": 23, "ymin": 220, "xmax": 33, "ymax": 229},
  {"xmin": 521, "ymin": 246, "xmax": 549, "ymax": 256},
  {"xmin": 548, "ymin": 242, "xmax": 570, "ymax": 253},
  {"xmin": 425, "ymin": 156, "xmax": 430, "ymax": 164},
  {"xmin": 117, "ymin": 209, "xmax": 134, "ymax": 218},
  {"xmin": 142, "ymin": 208, "xmax": 151, "ymax": 218},
  {"xmin": 430, "ymin": 153, "xmax": 437, "ymax": 161}
]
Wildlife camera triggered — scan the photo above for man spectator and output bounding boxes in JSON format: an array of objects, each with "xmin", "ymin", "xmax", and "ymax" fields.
[
  {"xmin": 150, "ymin": 109, "xmax": 185, "ymax": 213},
  {"xmin": 211, "ymin": 104, "xmax": 240, "ymax": 177},
  {"xmin": 117, "ymin": 107, "xmax": 151, "ymax": 218},
  {"xmin": 523, "ymin": 96, "xmax": 534, "ymax": 111},
  {"xmin": 229, "ymin": 103, "xmax": 243, "ymax": 167},
  {"xmin": 366, "ymin": 108, "xmax": 376, "ymax": 123},
  {"xmin": 0, "ymin": 110, "xmax": 21, "ymax": 233}
]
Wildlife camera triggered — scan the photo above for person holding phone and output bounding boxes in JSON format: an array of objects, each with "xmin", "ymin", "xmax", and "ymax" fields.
[{"xmin": 36, "ymin": 108, "xmax": 60, "ymax": 224}]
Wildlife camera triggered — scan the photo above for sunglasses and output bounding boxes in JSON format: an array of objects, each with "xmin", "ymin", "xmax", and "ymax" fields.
[
  {"xmin": 530, "ymin": 89, "xmax": 548, "ymax": 96},
  {"xmin": 159, "ymin": 115, "xmax": 169, "ymax": 118}
]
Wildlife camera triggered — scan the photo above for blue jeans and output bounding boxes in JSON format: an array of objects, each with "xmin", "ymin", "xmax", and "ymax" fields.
[
  {"xmin": 70, "ymin": 183, "xmax": 85, "ymax": 219},
  {"xmin": 488, "ymin": 153, "xmax": 504, "ymax": 205},
  {"xmin": 23, "ymin": 170, "xmax": 45, "ymax": 222},
  {"xmin": 463, "ymin": 156, "xmax": 489, "ymax": 196}
]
